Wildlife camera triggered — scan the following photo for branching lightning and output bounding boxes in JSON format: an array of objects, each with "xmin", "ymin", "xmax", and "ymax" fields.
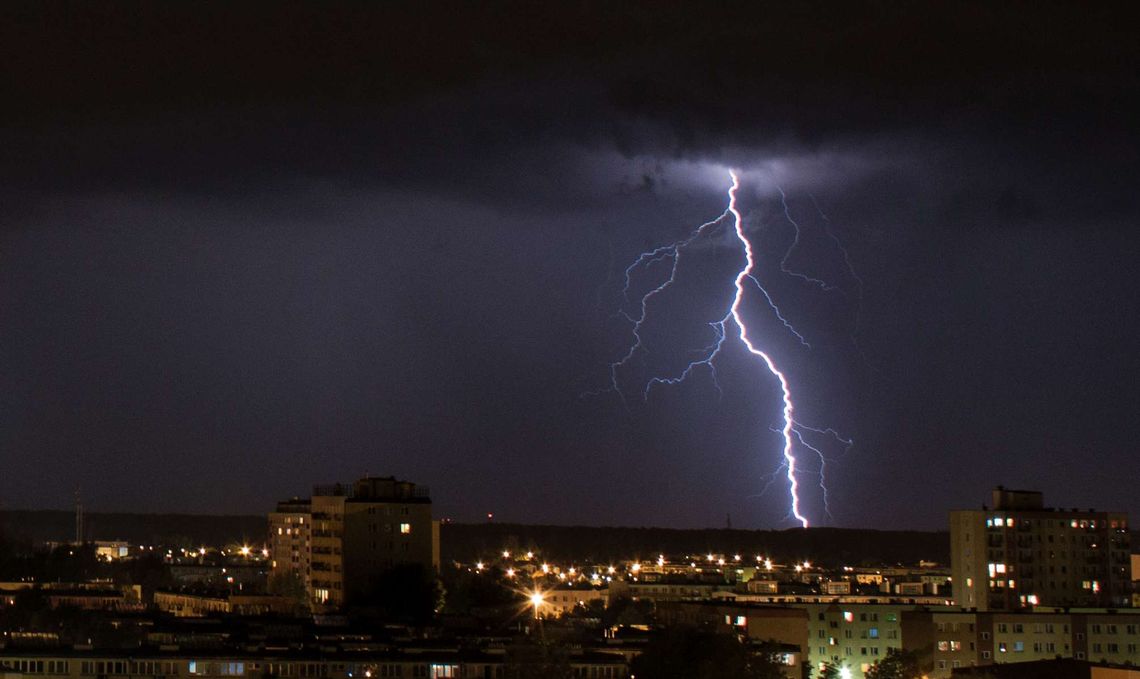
[
  {"xmin": 778, "ymin": 187, "xmax": 843, "ymax": 293},
  {"xmin": 596, "ymin": 169, "xmax": 859, "ymax": 527}
]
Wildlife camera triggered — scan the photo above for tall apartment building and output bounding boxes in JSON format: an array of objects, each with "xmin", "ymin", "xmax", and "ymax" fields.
[
  {"xmin": 269, "ymin": 476, "xmax": 440, "ymax": 608},
  {"xmin": 950, "ymin": 487, "xmax": 1130, "ymax": 611},
  {"xmin": 268, "ymin": 498, "xmax": 312, "ymax": 592}
]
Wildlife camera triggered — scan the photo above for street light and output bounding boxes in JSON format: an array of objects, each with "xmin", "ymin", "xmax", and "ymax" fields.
[{"xmin": 529, "ymin": 591, "xmax": 544, "ymax": 619}]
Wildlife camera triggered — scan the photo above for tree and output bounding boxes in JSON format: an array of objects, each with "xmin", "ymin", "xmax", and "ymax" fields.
[
  {"xmin": 630, "ymin": 627, "xmax": 787, "ymax": 679},
  {"xmin": 601, "ymin": 595, "xmax": 654, "ymax": 627},
  {"xmin": 864, "ymin": 648, "xmax": 922, "ymax": 679},
  {"xmin": 504, "ymin": 644, "xmax": 575, "ymax": 679},
  {"xmin": 818, "ymin": 663, "xmax": 843, "ymax": 679},
  {"xmin": 351, "ymin": 563, "xmax": 443, "ymax": 624},
  {"xmin": 267, "ymin": 571, "xmax": 311, "ymax": 616}
]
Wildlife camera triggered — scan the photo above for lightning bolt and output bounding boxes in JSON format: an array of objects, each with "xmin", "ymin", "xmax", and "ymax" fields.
[
  {"xmin": 724, "ymin": 172, "xmax": 809, "ymax": 527},
  {"xmin": 778, "ymin": 187, "xmax": 843, "ymax": 293},
  {"xmin": 596, "ymin": 169, "xmax": 857, "ymax": 528},
  {"xmin": 602, "ymin": 213, "xmax": 730, "ymax": 405}
]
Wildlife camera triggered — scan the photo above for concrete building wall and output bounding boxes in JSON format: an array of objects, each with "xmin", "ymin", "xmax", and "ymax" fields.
[
  {"xmin": 802, "ymin": 603, "xmax": 908, "ymax": 678},
  {"xmin": 951, "ymin": 490, "xmax": 1131, "ymax": 611}
]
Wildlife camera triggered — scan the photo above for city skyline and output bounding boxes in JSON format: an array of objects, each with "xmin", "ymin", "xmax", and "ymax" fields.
[{"xmin": 2, "ymin": 3, "xmax": 1138, "ymax": 529}]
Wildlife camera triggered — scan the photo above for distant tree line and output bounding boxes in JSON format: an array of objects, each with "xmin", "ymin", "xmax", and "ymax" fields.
[{"xmin": 441, "ymin": 523, "xmax": 952, "ymax": 567}]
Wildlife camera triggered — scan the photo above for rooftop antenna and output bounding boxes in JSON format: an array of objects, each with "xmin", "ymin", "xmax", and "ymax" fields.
[{"xmin": 74, "ymin": 487, "xmax": 84, "ymax": 545}]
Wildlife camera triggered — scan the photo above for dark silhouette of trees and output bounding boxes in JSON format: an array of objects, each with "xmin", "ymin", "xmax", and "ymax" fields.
[
  {"xmin": 865, "ymin": 648, "xmax": 922, "ymax": 679},
  {"xmin": 351, "ymin": 563, "xmax": 443, "ymax": 624},
  {"xmin": 630, "ymin": 627, "xmax": 787, "ymax": 679}
]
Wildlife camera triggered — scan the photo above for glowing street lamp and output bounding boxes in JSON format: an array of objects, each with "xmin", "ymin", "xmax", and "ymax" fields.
[{"xmin": 529, "ymin": 591, "xmax": 544, "ymax": 619}]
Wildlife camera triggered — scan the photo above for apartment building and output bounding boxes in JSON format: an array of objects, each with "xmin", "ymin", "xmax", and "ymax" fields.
[
  {"xmin": 268, "ymin": 498, "xmax": 311, "ymax": 593},
  {"xmin": 903, "ymin": 607, "xmax": 1140, "ymax": 678},
  {"xmin": 0, "ymin": 649, "xmax": 627, "ymax": 679},
  {"xmin": 269, "ymin": 476, "xmax": 440, "ymax": 608},
  {"xmin": 951, "ymin": 487, "xmax": 1130, "ymax": 611}
]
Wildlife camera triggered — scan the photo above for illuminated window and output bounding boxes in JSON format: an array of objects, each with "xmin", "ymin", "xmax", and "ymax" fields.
[
  {"xmin": 734, "ymin": 616, "xmax": 747, "ymax": 627},
  {"xmin": 844, "ymin": 611, "xmax": 854, "ymax": 622},
  {"xmin": 400, "ymin": 523, "xmax": 411, "ymax": 534}
]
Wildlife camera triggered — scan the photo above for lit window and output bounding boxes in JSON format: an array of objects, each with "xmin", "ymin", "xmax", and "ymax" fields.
[
  {"xmin": 400, "ymin": 523, "xmax": 411, "ymax": 534},
  {"xmin": 844, "ymin": 611, "xmax": 854, "ymax": 622}
]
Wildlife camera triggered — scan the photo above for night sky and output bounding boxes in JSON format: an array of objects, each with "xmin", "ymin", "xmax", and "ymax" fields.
[{"xmin": 2, "ymin": 2, "xmax": 1138, "ymax": 529}]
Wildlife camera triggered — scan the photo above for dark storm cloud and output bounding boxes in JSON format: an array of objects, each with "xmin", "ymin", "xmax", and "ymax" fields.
[
  {"xmin": 2, "ymin": 1, "xmax": 1138, "ymax": 526},
  {"xmin": 4, "ymin": 1, "xmax": 1136, "ymax": 216}
]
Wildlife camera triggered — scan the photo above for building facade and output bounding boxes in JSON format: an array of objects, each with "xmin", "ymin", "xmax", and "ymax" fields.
[
  {"xmin": 268, "ymin": 498, "xmax": 312, "ymax": 594},
  {"xmin": 0, "ymin": 650, "xmax": 626, "ymax": 679},
  {"xmin": 269, "ymin": 477, "xmax": 440, "ymax": 608},
  {"xmin": 950, "ymin": 487, "xmax": 1130, "ymax": 611},
  {"xmin": 903, "ymin": 607, "xmax": 1140, "ymax": 678}
]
